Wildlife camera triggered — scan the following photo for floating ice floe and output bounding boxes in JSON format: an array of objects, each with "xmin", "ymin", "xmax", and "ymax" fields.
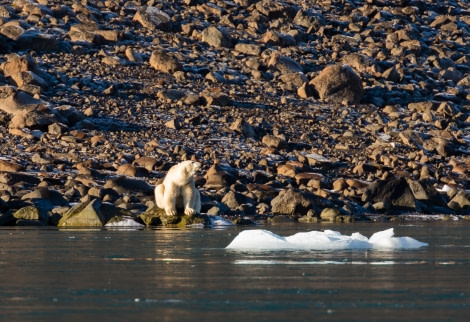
[{"xmin": 226, "ymin": 228, "xmax": 428, "ymax": 250}]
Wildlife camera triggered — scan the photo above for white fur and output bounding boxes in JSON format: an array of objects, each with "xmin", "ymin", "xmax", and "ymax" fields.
[{"xmin": 154, "ymin": 160, "xmax": 201, "ymax": 216}]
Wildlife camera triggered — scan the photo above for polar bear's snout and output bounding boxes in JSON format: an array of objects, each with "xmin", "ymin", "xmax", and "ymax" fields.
[{"xmin": 192, "ymin": 161, "xmax": 201, "ymax": 172}]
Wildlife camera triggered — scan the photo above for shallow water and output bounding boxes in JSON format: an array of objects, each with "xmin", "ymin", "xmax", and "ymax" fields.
[{"xmin": 1, "ymin": 222, "xmax": 469, "ymax": 321}]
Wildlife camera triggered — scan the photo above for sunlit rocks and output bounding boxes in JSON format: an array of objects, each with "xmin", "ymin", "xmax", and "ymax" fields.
[
  {"xmin": 0, "ymin": 0, "xmax": 470, "ymax": 226},
  {"xmin": 271, "ymin": 188, "xmax": 312, "ymax": 217},
  {"xmin": 310, "ymin": 64, "xmax": 364, "ymax": 104},
  {"xmin": 201, "ymin": 26, "xmax": 233, "ymax": 49},
  {"xmin": 149, "ymin": 50, "xmax": 183, "ymax": 74},
  {"xmin": 13, "ymin": 206, "xmax": 49, "ymax": 223},
  {"xmin": 58, "ymin": 199, "xmax": 105, "ymax": 227},
  {"xmin": 133, "ymin": 6, "xmax": 171, "ymax": 31}
]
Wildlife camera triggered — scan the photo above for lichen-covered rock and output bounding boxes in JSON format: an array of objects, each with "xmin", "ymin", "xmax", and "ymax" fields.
[
  {"xmin": 58, "ymin": 199, "xmax": 104, "ymax": 227},
  {"xmin": 13, "ymin": 206, "xmax": 49, "ymax": 223},
  {"xmin": 138, "ymin": 206, "xmax": 211, "ymax": 227},
  {"xmin": 138, "ymin": 206, "xmax": 165, "ymax": 226}
]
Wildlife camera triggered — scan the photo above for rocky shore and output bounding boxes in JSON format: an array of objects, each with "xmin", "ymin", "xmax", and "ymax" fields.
[{"xmin": 0, "ymin": 0, "xmax": 469, "ymax": 227}]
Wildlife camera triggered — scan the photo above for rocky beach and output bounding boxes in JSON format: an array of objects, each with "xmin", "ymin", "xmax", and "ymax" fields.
[{"xmin": 0, "ymin": 0, "xmax": 469, "ymax": 227}]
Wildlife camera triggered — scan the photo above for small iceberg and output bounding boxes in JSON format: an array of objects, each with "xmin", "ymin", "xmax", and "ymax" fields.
[{"xmin": 226, "ymin": 228, "xmax": 428, "ymax": 250}]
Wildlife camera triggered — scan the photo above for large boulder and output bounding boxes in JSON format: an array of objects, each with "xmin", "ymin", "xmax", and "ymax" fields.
[
  {"xmin": 21, "ymin": 187, "xmax": 69, "ymax": 208},
  {"xmin": 139, "ymin": 206, "xmax": 211, "ymax": 227},
  {"xmin": 201, "ymin": 26, "xmax": 233, "ymax": 49},
  {"xmin": 271, "ymin": 188, "xmax": 312, "ymax": 217},
  {"xmin": 133, "ymin": 7, "xmax": 171, "ymax": 31},
  {"xmin": 310, "ymin": 64, "xmax": 364, "ymax": 104},
  {"xmin": 13, "ymin": 206, "xmax": 49, "ymax": 224},
  {"xmin": 221, "ymin": 191, "xmax": 255, "ymax": 214},
  {"xmin": 448, "ymin": 190, "xmax": 470, "ymax": 213},
  {"xmin": 58, "ymin": 199, "xmax": 104, "ymax": 227},
  {"xmin": 406, "ymin": 179, "xmax": 451, "ymax": 213},
  {"xmin": 362, "ymin": 177, "xmax": 416, "ymax": 212},
  {"xmin": 204, "ymin": 162, "xmax": 237, "ymax": 190}
]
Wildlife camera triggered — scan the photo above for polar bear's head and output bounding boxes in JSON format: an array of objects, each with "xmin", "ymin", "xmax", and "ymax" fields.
[{"xmin": 181, "ymin": 160, "xmax": 201, "ymax": 177}]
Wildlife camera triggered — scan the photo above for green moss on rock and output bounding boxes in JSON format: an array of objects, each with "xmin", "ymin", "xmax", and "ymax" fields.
[
  {"xmin": 58, "ymin": 199, "xmax": 104, "ymax": 227},
  {"xmin": 13, "ymin": 206, "xmax": 49, "ymax": 222},
  {"xmin": 139, "ymin": 206, "xmax": 211, "ymax": 227}
]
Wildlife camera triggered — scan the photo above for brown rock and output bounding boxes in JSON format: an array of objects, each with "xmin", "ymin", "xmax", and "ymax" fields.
[
  {"xmin": 234, "ymin": 43, "xmax": 262, "ymax": 56},
  {"xmin": 149, "ymin": 50, "xmax": 183, "ymax": 74},
  {"xmin": 310, "ymin": 64, "xmax": 363, "ymax": 104},
  {"xmin": 297, "ymin": 82, "xmax": 315, "ymax": 98},
  {"xmin": 2, "ymin": 54, "xmax": 37, "ymax": 77},
  {"xmin": 133, "ymin": 157, "xmax": 158, "ymax": 172},
  {"xmin": 94, "ymin": 30, "xmax": 119, "ymax": 42},
  {"xmin": 116, "ymin": 164, "xmax": 149, "ymax": 177},
  {"xmin": 0, "ymin": 160, "xmax": 23, "ymax": 172},
  {"xmin": 262, "ymin": 134, "xmax": 288, "ymax": 149},
  {"xmin": 0, "ymin": 87, "xmax": 46, "ymax": 114},
  {"xmin": 0, "ymin": 20, "xmax": 24, "ymax": 40},
  {"xmin": 204, "ymin": 162, "xmax": 237, "ymax": 190},
  {"xmin": 268, "ymin": 52, "xmax": 303, "ymax": 74},
  {"xmin": 133, "ymin": 7, "xmax": 171, "ymax": 31},
  {"xmin": 230, "ymin": 118, "xmax": 255, "ymax": 138}
]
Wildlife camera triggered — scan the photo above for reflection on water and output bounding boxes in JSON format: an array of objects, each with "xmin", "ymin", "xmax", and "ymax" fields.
[{"xmin": 0, "ymin": 223, "xmax": 470, "ymax": 321}]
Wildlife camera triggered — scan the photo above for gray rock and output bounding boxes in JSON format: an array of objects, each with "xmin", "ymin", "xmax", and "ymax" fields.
[
  {"xmin": 201, "ymin": 26, "xmax": 233, "ymax": 49},
  {"xmin": 221, "ymin": 190, "xmax": 255, "ymax": 213},
  {"xmin": 133, "ymin": 7, "xmax": 171, "ymax": 31},
  {"xmin": 271, "ymin": 188, "xmax": 312, "ymax": 216}
]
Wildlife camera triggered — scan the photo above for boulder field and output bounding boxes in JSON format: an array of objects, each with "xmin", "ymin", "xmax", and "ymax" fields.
[{"xmin": 0, "ymin": 0, "xmax": 470, "ymax": 227}]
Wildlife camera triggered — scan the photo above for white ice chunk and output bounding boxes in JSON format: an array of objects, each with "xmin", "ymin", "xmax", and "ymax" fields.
[
  {"xmin": 226, "ymin": 228, "xmax": 428, "ymax": 250},
  {"xmin": 105, "ymin": 217, "xmax": 145, "ymax": 228}
]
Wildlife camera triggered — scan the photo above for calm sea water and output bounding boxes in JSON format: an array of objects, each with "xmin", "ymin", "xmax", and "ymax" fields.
[{"xmin": 1, "ymin": 222, "xmax": 469, "ymax": 321}]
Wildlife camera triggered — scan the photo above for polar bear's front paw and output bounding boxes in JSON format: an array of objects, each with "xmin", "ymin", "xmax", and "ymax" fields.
[
  {"xmin": 165, "ymin": 208, "xmax": 177, "ymax": 216},
  {"xmin": 184, "ymin": 207, "xmax": 196, "ymax": 216}
]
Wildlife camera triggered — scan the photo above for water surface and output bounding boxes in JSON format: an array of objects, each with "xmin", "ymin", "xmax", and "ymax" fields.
[{"xmin": 1, "ymin": 222, "xmax": 469, "ymax": 321}]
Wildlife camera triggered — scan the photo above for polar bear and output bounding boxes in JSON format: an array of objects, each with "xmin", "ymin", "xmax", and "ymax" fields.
[{"xmin": 154, "ymin": 160, "xmax": 201, "ymax": 216}]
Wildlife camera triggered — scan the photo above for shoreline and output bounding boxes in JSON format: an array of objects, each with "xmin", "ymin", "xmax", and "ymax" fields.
[{"xmin": 0, "ymin": 0, "xmax": 470, "ymax": 227}]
